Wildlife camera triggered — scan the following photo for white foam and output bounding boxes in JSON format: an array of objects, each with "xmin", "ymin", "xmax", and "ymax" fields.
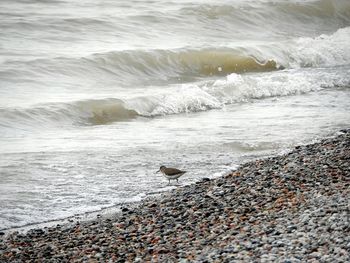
[
  {"xmin": 132, "ymin": 85, "xmax": 222, "ymax": 116},
  {"xmin": 284, "ymin": 27, "xmax": 350, "ymax": 68},
  {"xmin": 126, "ymin": 67, "xmax": 349, "ymax": 118},
  {"xmin": 208, "ymin": 68, "xmax": 349, "ymax": 104}
]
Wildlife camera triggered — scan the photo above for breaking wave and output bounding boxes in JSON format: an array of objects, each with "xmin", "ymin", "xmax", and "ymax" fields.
[{"xmin": 1, "ymin": 67, "xmax": 349, "ymax": 129}]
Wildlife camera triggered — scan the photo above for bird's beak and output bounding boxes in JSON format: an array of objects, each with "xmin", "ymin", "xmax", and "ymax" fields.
[{"xmin": 155, "ymin": 169, "xmax": 160, "ymax": 174}]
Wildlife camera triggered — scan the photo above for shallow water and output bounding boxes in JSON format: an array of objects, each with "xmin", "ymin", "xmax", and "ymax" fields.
[{"xmin": 1, "ymin": 0, "xmax": 350, "ymax": 230}]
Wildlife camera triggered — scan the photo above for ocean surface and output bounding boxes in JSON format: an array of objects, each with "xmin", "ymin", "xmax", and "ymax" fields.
[{"xmin": 1, "ymin": 0, "xmax": 350, "ymax": 230}]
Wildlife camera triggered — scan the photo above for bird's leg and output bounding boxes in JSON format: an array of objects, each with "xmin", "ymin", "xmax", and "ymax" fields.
[
  {"xmin": 168, "ymin": 179, "xmax": 171, "ymax": 185},
  {"xmin": 176, "ymin": 179, "xmax": 179, "ymax": 184}
]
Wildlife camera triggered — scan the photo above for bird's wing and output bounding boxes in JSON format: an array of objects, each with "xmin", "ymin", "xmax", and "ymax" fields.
[{"xmin": 165, "ymin": 168, "xmax": 186, "ymax": 175}]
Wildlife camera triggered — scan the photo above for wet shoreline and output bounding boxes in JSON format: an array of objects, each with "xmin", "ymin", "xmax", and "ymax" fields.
[{"xmin": 1, "ymin": 129, "xmax": 349, "ymax": 262}]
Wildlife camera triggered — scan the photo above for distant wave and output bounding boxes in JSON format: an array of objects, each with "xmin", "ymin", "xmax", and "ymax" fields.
[
  {"xmin": 180, "ymin": 0, "xmax": 350, "ymax": 22},
  {"xmin": 2, "ymin": 0, "xmax": 349, "ymax": 35},
  {"xmin": 1, "ymin": 67, "xmax": 349, "ymax": 129}
]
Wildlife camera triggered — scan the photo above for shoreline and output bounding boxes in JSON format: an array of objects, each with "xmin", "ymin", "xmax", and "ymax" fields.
[
  {"xmin": 0, "ymin": 133, "xmax": 325, "ymax": 235},
  {"xmin": 1, "ymin": 129, "xmax": 349, "ymax": 262},
  {"xmin": 0, "ymin": 130, "xmax": 337, "ymax": 235}
]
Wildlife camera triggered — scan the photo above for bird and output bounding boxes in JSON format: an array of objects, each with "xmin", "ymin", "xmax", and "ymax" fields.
[{"xmin": 156, "ymin": 165, "xmax": 186, "ymax": 185}]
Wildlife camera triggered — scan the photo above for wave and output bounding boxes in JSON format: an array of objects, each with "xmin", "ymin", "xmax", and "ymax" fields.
[
  {"xmin": 1, "ymin": 67, "xmax": 349, "ymax": 129},
  {"xmin": 0, "ymin": 99, "xmax": 139, "ymax": 128},
  {"xmin": 4, "ymin": 0, "xmax": 349, "ymax": 35},
  {"xmin": 3, "ymin": 49, "xmax": 280, "ymax": 80},
  {"xmin": 181, "ymin": 0, "xmax": 350, "ymax": 22},
  {"xmin": 1, "ymin": 26, "xmax": 350, "ymax": 86},
  {"xmin": 174, "ymin": 0, "xmax": 350, "ymax": 48}
]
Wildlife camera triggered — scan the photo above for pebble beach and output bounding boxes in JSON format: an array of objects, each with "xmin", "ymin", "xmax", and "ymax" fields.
[{"xmin": 1, "ymin": 130, "xmax": 349, "ymax": 262}]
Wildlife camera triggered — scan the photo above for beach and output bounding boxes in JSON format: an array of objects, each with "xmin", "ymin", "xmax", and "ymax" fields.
[{"xmin": 1, "ymin": 129, "xmax": 349, "ymax": 262}]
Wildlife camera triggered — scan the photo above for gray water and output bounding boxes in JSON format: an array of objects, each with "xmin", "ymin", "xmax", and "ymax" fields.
[{"xmin": 1, "ymin": 0, "xmax": 350, "ymax": 230}]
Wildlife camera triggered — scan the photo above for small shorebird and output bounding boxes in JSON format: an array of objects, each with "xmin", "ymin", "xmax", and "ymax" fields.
[{"xmin": 156, "ymin": 165, "xmax": 186, "ymax": 185}]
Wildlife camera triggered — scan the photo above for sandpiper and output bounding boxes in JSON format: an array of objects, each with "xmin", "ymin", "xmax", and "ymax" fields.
[{"xmin": 156, "ymin": 165, "xmax": 186, "ymax": 185}]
